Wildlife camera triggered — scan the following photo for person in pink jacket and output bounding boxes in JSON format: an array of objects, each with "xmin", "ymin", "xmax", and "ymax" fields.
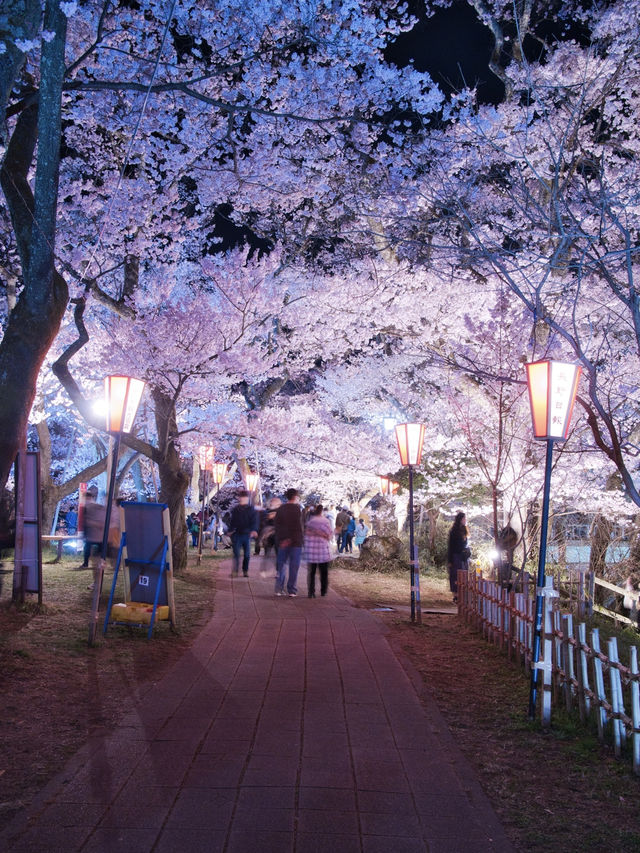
[{"xmin": 304, "ymin": 504, "xmax": 334, "ymax": 598}]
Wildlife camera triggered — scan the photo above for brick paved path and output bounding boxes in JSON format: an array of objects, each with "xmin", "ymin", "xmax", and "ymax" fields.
[{"xmin": 1, "ymin": 558, "xmax": 514, "ymax": 852}]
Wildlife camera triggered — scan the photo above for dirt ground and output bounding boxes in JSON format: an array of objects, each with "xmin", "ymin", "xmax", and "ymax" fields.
[
  {"xmin": 1, "ymin": 554, "xmax": 639, "ymax": 851},
  {"xmin": 331, "ymin": 565, "xmax": 640, "ymax": 853}
]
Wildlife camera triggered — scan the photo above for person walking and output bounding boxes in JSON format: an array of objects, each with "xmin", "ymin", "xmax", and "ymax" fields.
[
  {"xmin": 80, "ymin": 486, "xmax": 105, "ymax": 570},
  {"xmin": 274, "ymin": 488, "xmax": 304, "ymax": 596},
  {"xmin": 354, "ymin": 518, "xmax": 369, "ymax": 552},
  {"xmin": 447, "ymin": 511, "xmax": 470, "ymax": 603},
  {"xmin": 81, "ymin": 485, "xmax": 106, "ymax": 589},
  {"xmin": 229, "ymin": 490, "xmax": 259, "ymax": 577},
  {"xmin": 258, "ymin": 496, "xmax": 281, "ymax": 577},
  {"xmin": 304, "ymin": 504, "xmax": 333, "ymax": 597}
]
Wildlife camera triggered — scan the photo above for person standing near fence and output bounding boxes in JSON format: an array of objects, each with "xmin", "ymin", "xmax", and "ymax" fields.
[
  {"xmin": 274, "ymin": 488, "xmax": 304, "ymax": 596},
  {"xmin": 447, "ymin": 511, "xmax": 470, "ymax": 603},
  {"xmin": 304, "ymin": 504, "xmax": 333, "ymax": 597}
]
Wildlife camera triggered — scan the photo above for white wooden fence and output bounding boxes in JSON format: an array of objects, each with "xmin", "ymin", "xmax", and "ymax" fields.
[{"xmin": 457, "ymin": 571, "xmax": 640, "ymax": 775}]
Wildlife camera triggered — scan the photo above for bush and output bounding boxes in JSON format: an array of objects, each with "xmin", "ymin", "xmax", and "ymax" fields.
[
  {"xmin": 344, "ymin": 535, "xmax": 409, "ymax": 575},
  {"xmin": 416, "ymin": 518, "xmax": 450, "ymax": 571}
]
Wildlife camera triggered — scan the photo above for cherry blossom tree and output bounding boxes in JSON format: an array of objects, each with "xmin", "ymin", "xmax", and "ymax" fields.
[
  {"xmin": 0, "ymin": 0, "xmax": 443, "ymax": 519},
  {"xmin": 371, "ymin": 0, "xmax": 640, "ymax": 511}
]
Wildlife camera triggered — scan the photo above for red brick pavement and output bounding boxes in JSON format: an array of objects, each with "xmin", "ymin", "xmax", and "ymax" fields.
[{"xmin": 1, "ymin": 557, "xmax": 514, "ymax": 852}]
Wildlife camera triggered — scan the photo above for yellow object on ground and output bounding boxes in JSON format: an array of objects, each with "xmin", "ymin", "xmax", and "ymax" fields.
[{"xmin": 110, "ymin": 601, "xmax": 170, "ymax": 624}]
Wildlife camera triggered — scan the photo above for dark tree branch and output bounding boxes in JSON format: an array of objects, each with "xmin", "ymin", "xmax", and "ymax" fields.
[{"xmin": 52, "ymin": 295, "xmax": 161, "ymax": 463}]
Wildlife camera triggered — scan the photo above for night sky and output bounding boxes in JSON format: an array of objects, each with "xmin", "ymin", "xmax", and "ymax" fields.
[{"xmin": 386, "ymin": 2, "xmax": 504, "ymax": 105}]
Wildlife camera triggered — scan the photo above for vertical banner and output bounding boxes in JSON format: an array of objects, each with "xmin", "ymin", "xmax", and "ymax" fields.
[
  {"xmin": 14, "ymin": 451, "xmax": 42, "ymax": 603},
  {"xmin": 78, "ymin": 482, "xmax": 88, "ymax": 535}
]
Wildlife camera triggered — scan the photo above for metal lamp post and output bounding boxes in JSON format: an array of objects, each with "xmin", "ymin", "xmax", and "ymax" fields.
[
  {"xmin": 89, "ymin": 374, "xmax": 145, "ymax": 645},
  {"xmin": 395, "ymin": 423, "xmax": 426, "ymax": 625},
  {"xmin": 198, "ymin": 445, "xmax": 215, "ymax": 564},
  {"xmin": 525, "ymin": 359, "xmax": 581, "ymax": 719},
  {"xmin": 211, "ymin": 462, "xmax": 227, "ymax": 550}
]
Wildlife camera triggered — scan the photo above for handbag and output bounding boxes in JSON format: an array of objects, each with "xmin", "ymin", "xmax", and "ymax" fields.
[{"xmin": 461, "ymin": 546, "xmax": 471, "ymax": 560}]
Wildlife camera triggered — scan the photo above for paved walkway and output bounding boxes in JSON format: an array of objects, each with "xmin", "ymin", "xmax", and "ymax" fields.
[{"xmin": 2, "ymin": 558, "xmax": 514, "ymax": 852}]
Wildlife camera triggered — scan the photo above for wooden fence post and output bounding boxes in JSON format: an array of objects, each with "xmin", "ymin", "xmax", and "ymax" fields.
[
  {"xmin": 525, "ymin": 594, "xmax": 534, "ymax": 677},
  {"xmin": 553, "ymin": 609, "xmax": 562, "ymax": 705},
  {"xmin": 507, "ymin": 590, "xmax": 515, "ymax": 662},
  {"xmin": 586, "ymin": 571, "xmax": 594, "ymax": 618},
  {"xmin": 481, "ymin": 579, "xmax": 488, "ymax": 639},
  {"xmin": 574, "ymin": 621, "xmax": 590, "ymax": 722},
  {"xmin": 630, "ymin": 646, "xmax": 640, "ymax": 776},
  {"xmin": 500, "ymin": 587, "xmax": 508, "ymax": 653},
  {"xmin": 577, "ymin": 572, "xmax": 585, "ymax": 620},
  {"xmin": 607, "ymin": 637, "xmax": 625, "ymax": 757},
  {"xmin": 492, "ymin": 581, "xmax": 499, "ymax": 646},
  {"xmin": 514, "ymin": 592, "xmax": 526, "ymax": 668},
  {"xmin": 562, "ymin": 613, "xmax": 574, "ymax": 713},
  {"xmin": 591, "ymin": 629, "xmax": 607, "ymax": 742}
]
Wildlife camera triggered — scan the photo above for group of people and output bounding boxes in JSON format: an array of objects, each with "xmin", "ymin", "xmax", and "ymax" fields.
[
  {"xmin": 74, "ymin": 481, "xmax": 474, "ymax": 605},
  {"xmin": 187, "ymin": 511, "xmax": 227, "ymax": 550},
  {"xmin": 225, "ymin": 489, "xmax": 369, "ymax": 599},
  {"xmin": 333, "ymin": 507, "xmax": 368, "ymax": 553}
]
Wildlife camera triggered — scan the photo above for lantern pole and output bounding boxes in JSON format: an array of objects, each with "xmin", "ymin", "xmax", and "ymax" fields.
[
  {"xmin": 407, "ymin": 462, "xmax": 421, "ymax": 624},
  {"xmin": 89, "ymin": 376, "xmax": 144, "ymax": 646},
  {"xmin": 211, "ymin": 462, "xmax": 226, "ymax": 551},
  {"xmin": 100, "ymin": 430, "xmax": 122, "ymax": 565},
  {"xmin": 525, "ymin": 359, "xmax": 581, "ymax": 719},
  {"xmin": 89, "ymin": 412, "xmax": 125, "ymax": 645},
  {"xmin": 214, "ymin": 479, "xmax": 220, "ymax": 550},
  {"xmin": 528, "ymin": 439, "xmax": 554, "ymax": 718},
  {"xmin": 394, "ymin": 423, "xmax": 425, "ymax": 626},
  {"xmin": 197, "ymin": 466, "xmax": 208, "ymax": 565}
]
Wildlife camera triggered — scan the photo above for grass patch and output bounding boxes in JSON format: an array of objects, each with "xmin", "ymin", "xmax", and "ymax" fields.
[{"xmin": 0, "ymin": 549, "xmax": 219, "ymax": 831}]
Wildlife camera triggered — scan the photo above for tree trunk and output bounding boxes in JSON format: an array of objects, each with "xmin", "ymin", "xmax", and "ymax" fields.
[
  {"xmin": 491, "ymin": 485, "xmax": 499, "ymax": 546},
  {"xmin": 427, "ymin": 506, "xmax": 439, "ymax": 552},
  {"xmin": 153, "ymin": 387, "xmax": 189, "ymax": 573},
  {"xmin": 0, "ymin": 2, "xmax": 68, "ymax": 510},
  {"xmin": 0, "ymin": 0, "xmax": 41, "ymax": 136},
  {"xmin": 589, "ymin": 513, "xmax": 613, "ymax": 578},
  {"xmin": 35, "ymin": 420, "xmax": 55, "ymax": 532}
]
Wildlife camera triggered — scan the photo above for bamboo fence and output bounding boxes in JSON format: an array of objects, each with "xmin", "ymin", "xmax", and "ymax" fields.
[{"xmin": 457, "ymin": 571, "xmax": 640, "ymax": 775}]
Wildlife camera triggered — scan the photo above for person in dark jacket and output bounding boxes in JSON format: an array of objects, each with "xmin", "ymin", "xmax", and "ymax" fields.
[
  {"xmin": 229, "ymin": 490, "xmax": 259, "ymax": 577},
  {"xmin": 335, "ymin": 506, "xmax": 350, "ymax": 552},
  {"xmin": 344, "ymin": 513, "xmax": 356, "ymax": 553},
  {"xmin": 274, "ymin": 488, "xmax": 304, "ymax": 596},
  {"xmin": 447, "ymin": 511, "xmax": 469, "ymax": 602}
]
